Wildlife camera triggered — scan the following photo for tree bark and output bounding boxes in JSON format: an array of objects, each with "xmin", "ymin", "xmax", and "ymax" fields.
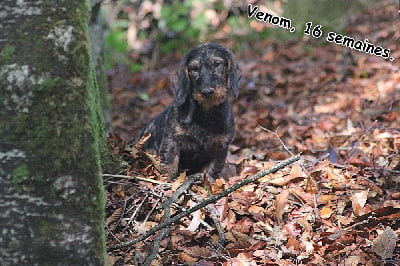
[
  {"xmin": 0, "ymin": 0, "xmax": 107, "ymax": 265},
  {"xmin": 89, "ymin": 0, "xmax": 112, "ymax": 133}
]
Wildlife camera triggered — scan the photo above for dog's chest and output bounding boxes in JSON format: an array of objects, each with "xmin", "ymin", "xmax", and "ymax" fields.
[
  {"xmin": 175, "ymin": 122, "xmax": 230, "ymax": 153},
  {"xmin": 176, "ymin": 124, "xmax": 230, "ymax": 172}
]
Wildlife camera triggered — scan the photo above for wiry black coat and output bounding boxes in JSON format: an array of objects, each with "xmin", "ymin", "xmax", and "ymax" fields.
[{"xmin": 140, "ymin": 43, "xmax": 240, "ymax": 182}]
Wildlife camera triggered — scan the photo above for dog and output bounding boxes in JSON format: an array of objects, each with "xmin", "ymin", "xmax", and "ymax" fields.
[{"xmin": 140, "ymin": 43, "xmax": 240, "ymax": 183}]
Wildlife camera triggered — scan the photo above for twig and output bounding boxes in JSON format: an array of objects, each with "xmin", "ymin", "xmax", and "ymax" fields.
[
  {"xmin": 108, "ymin": 154, "xmax": 301, "ymax": 251},
  {"xmin": 143, "ymin": 198, "xmax": 161, "ymax": 225},
  {"xmin": 189, "ymin": 191, "xmax": 225, "ymax": 242},
  {"xmin": 258, "ymin": 125, "xmax": 321, "ymax": 221},
  {"xmin": 258, "ymin": 125, "xmax": 294, "ymax": 156},
  {"xmin": 127, "ymin": 194, "xmax": 149, "ymax": 225},
  {"xmin": 143, "ymin": 173, "xmax": 203, "ymax": 265},
  {"xmin": 170, "ymin": 199, "xmax": 213, "ymax": 230},
  {"xmin": 102, "ymin": 173, "xmax": 170, "ymax": 185}
]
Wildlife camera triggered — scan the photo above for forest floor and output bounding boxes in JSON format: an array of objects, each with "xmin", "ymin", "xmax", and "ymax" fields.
[{"xmin": 105, "ymin": 1, "xmax": 399, "ymax": 265}]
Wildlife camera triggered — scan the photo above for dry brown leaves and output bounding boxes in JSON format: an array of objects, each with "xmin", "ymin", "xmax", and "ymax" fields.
[{"xmin": 106, "ymin": 1, "xmax": 399, "ymax": 264}]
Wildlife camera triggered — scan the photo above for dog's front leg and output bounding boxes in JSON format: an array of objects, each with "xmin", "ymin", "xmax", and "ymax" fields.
[
  {"xmin": 205, "ymin": 149, "xmax": 228, "ymax": 184},
  {"xmin": 159, "ymin": 138, "xmax": 179, "ymax": 180}
]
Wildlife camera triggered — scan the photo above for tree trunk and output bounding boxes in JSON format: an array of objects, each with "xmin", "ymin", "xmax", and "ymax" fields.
[
  {"xmin": 89, "ymin": 0, "xmax": 112, "ymax": 133},
  {"xmin": 0, "ymin": 0, "xmax": 107, "ymax": 265}
]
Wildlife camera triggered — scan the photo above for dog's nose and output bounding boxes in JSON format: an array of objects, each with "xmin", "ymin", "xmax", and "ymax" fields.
[{"xmin": 201, "ymin": 88, "xmax": 214, "ymax": 96}]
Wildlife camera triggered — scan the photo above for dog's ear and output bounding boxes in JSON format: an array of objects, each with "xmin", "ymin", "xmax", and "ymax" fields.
[
  {"xmin": 174, "ymin": 58, "xmax": 190, "ymax": 106},
  {"xmin": 227, "ymin": 50, "xmax": 241, "ymax": 99}
]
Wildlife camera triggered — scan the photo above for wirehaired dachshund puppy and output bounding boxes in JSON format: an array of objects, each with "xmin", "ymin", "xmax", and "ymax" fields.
[{"xmin": 140, "ymin": 43, "xmax": 240, "ymax": 183}]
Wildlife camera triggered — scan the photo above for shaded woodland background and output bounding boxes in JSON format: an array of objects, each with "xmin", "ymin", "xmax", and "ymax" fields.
[{"xmin": 103, "ymin": 0, "xmax": 399, "ymax": 265}]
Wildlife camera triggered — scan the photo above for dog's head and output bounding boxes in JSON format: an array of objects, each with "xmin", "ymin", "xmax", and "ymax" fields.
[{"xmin": 175, "ymin": 43, "xmax": 240, "ymax": 109}]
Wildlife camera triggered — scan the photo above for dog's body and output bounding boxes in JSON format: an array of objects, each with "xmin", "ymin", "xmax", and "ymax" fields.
[{"xmin": 140, "ymin": 43, "xmax": 240, "ymax": 182}]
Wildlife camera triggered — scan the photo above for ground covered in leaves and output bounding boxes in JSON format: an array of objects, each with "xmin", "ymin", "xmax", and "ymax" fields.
[{"xmin": 105, "ymin": 2, "xmax": 399, "ymax": 265}]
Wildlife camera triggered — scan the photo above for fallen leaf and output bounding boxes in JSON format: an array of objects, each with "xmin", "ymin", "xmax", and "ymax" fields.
[
  {"xmin": 171, "ymin": 171, "xmax": 187, "ymax": 191},
  {"xmin": 186, "ymin": 205, "xmax": 202, "ymax": 232},
  {"xmin": 350, "ymin": 190, "xmax": 368, "ymax": 216},
  {"xmin": 275, "ymin": 190, "xmax": 290, "ymax": 224},
  {"xmin": 391, "ymin": 192, "xmax": 400, "ymax": 199},
  {"xmin": 211, "ymin": 178, "xmax": 227, "ymax": 194},
  {"xmin": 318, "ymin": 119, "xmax": 335, "ymax": 131},
  {"xmin": 268, "ymin": 176, "xmax": 288, "ymax": 186},
  {"xmin": 371, "ymin": 226, "xmax": 398, "ymax": 259},
  {"xmin": 320, "ymin": 206, "xmax": 334, "ymax": 219},
  {"xmin": 231, "ymin": 230, "xmax": 258, "ymax": 245},
  {"xmin": 106, "ymin": 208, "xmax": 122, "ymax": 227},
  {"xmin": 317, "ymin": 194, "xmax": 338, "ymax": 205},
  {"xmin": 344, "ymin": 256, "xmax": 364, "ymax": 266},
  {"xmin": 289, "ymin": 164, "xmax": 307, "ymax": 179},
  {"xmin": 179, "ymin": 252, "xmax": 197, "ymax": 263}
]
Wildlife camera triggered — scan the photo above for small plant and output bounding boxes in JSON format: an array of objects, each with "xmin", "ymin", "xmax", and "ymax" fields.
[{"xmin": 104, "ymin": 28, "xmax": 129, "ymax": 69}]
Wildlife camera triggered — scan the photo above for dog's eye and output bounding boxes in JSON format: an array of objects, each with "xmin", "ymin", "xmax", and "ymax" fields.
[
  {"xmin": 189, "ymin": 66, "xmax": 199, "ymax": 73},
  {"xmin": 213, "ymin": 61, "xmax": 222, "ymax": 68}
]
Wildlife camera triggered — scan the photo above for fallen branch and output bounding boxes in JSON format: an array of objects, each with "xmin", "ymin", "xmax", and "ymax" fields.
[
  {"xmin": 143, "ymin": 173, "xmax": 203, "ymax": 265},
  {"xmin": 102, "ymin": 173, "xmax": 169, "ymax": 185},
  {"xmin": 108, "ymin": 153, "xmax": 301, "ymax": 251},
  {"xmin": 189, "ymin": 190, "xmax": 226, "ymax": 244}
]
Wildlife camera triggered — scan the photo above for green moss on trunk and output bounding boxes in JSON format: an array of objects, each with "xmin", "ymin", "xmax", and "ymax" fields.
[{"xmin": 0, "ymin": 0, "xmax": 110, "ymax": 264}]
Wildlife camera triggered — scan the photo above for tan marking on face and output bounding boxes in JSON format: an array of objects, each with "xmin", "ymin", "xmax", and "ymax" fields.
[{"xmin": 192, "ymin": 86, "xmax": 228, "ymax": 110}]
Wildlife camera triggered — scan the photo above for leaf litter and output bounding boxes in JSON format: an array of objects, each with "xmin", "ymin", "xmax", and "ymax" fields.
[{"xmin": 105, "ymin": 1, "xmax": 399, "ymax": 265}]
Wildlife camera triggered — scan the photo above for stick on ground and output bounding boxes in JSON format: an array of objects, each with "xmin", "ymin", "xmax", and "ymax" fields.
[{"xmin": 108, "ymin": 153, "xmax": 301, "ymax": 251}]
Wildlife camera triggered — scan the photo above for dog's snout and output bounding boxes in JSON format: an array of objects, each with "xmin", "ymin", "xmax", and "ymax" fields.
[{"xmin": 201, "ymin": 87, "xmax": 215, "ymax": 96}]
